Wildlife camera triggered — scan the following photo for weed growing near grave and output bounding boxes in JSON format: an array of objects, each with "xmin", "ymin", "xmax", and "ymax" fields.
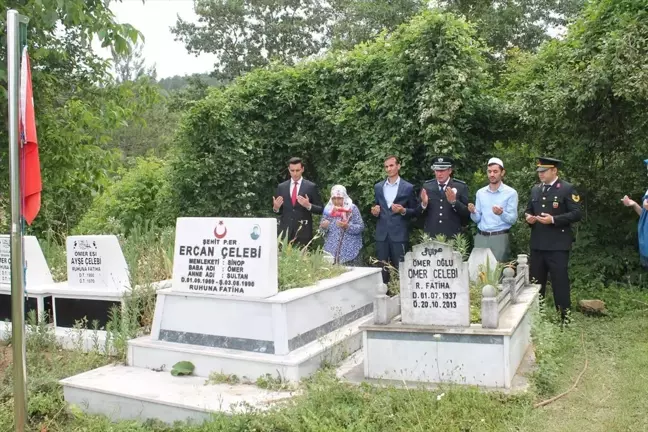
[
  {"xmin": 0, "ymin": 324, "xmax": 110, "ymax": 430},
  {"xmin": 468, "ymin": 258, "xmax": 507, "ymax": 323},
  {"xmin": 39, "ymin": 229, "xmax": 68, "ymax": 282},
  {"xmin": 277, "ymin": 233, "xmax": 347, "ymax": 291},
  {"xmin": 206, "ymin": 372, "xmax": 242, "ymax": 385},
  {"xmin": 121, "ymin": 221, "xmax": 174, "ymax": 287},
  {"xmin": 2, "ymin": 282, "xmax": 648, "ymax": 430},
  {"xmin": 425, "ymin": 232, "xmax": 470, "ymax": 261},
  {"xmin": 255, "ymin": 373, "xmax": 296, "ymax": 391},
  {"xmin": 529, "ymin": 299, "xmax": 571, "ymax": 396}
]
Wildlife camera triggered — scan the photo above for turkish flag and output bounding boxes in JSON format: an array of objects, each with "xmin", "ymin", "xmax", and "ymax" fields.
[{"xmin": 19, "ymin": 47, "xmax": 41, "ymax": 225}]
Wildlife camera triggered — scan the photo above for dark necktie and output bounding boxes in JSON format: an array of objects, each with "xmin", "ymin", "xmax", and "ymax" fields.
[
  {"xmin": 543, "ymin": 184, "xmax": 551, "ymax": 193},
  {"xmin": 439, "ymin": 183, "xmax": 446, "ymax": 192}
]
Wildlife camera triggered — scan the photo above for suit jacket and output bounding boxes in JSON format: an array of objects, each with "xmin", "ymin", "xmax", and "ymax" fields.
[
  {"xmin": 525, "ymin": 178, "xmax": 582, "ymax": 251},
  {"xmin": 275, "ymin": 178, "xmax": 323, "ymax": 245},
  {"xmin": 419, "ymin": 178, "xmax": 470, "ymax": 239},
  {"xmin": 374, "ymin": 178, "xmax": 418, "ymax": 243}
]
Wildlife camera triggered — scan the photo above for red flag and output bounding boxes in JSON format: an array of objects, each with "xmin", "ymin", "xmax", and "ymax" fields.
[{"xmin": 19, "ymin": 46, "xmax": 42, "ymax": 225}]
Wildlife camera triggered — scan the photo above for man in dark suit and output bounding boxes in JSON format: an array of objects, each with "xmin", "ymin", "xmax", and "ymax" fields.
[
  {"xmin": 419, "ymin": 156, "xmax": 471, "ymax": 239},
  {"xmin": 273, "ymin": 157, "xmax": 323, "ymax": 246},
  {"xmin": 524, "ymin": 156, "xmax": 582, "ymax": 322},
  {"xmin": 371, "ymin": 155, "xmax": 418, "ymax": 284}
]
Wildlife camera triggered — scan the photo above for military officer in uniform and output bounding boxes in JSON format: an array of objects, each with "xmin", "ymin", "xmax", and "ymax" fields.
[
  {"xmin": 419, "ymin": 156, "xmax": 471, "ymax": 239},
  {"xmin": 524, "ymin": 157, "xmax": 582, "ymax": 321}
]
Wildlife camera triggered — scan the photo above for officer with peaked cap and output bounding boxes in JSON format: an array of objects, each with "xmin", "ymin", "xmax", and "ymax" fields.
[
  {"xmin": 419, "ymin": 156, "xmax": 470, "ymax": 239},
  {"xmin": 524, "ymin": 156, "xmax": 582, "ymax": 322}
]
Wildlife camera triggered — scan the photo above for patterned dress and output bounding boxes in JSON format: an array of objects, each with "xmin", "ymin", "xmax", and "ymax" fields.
[{"xmin": 321, "ymin": 204, "xmax": 364, "ymax": 264}]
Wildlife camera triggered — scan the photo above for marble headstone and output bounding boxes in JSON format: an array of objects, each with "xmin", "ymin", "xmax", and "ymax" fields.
[
  {"xmin": 66, "ymin": 235, "xmax": 130, "ymax": 291},
  {"xmin": 468, "ymin": 247, "xmax": 498, "ymax": 282},
  {"xmin": 400, "ymin": 241, "xmax": 470, "ymax": 327},
  {"xmin": 0, "ymin": 235, "xmax": 54, "ymax": 289},
  {"xmin": 172, "ymin": 217, "xmax": 278, "ymax": 298}
]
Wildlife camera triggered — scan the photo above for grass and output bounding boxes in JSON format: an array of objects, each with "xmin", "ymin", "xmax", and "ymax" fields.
[
  {"xmin": 277, "ymin": 233, "xmax": 348, "ymax": 291},
  {"xmin": 1, "ymin": 282, "xmax": 647, "ymax": 431},
  {"xmin": 15, "ymin": 226, "xmax": 648, "ymax": 430}
]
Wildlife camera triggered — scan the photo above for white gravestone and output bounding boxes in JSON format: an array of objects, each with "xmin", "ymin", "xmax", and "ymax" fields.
[
  {"xmin": 0, "ymin": 235, "xmax": 54, "ymax": 288},
  {"xmin": 400, "ymin": 241, "xmax": 470, "ymax": 327},
  {"xmin": 66, "ymin": 235, "xmax": 130, "ymax": 292},
  {"xmin": 172, "ymin": 217, "xmax": 278, "ymax": 298},
  {"xmin": 468, "ymin": 248, "xmax": 498, "ymax": 282}
]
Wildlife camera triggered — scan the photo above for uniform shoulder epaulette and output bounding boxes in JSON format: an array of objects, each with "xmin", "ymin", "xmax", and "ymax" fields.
[
  {"xmin": 451, "ymin": 178, "xmax": 467, "ymax": 185},
  {"xmin": 423, "ymin": 179, "xmax": 436, "ymax": 184}
]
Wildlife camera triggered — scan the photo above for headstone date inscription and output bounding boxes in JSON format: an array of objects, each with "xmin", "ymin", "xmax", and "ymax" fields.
[
  {"xmin": 0, "ymin": 235, "xmax": 54, "ymax": 288},
  {"xmin": 0, "ymin": 237, "xmax": 10, "ymax": 285},
  {"xmin": 400, "ymin": 241, "xmax": 470, "ymax": 327},
  {"xmin": 66, "ymin": 235, "xmax": 130, "ymax": 291},
  {"xmin": 172, "ymin": 217, "xmax": 278, "ymax": 298}
]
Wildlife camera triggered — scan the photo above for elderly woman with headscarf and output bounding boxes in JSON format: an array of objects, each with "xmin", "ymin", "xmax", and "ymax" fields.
[{"xmin": 319, "ymin": 185, "xmax": 365, "ymax": 265}]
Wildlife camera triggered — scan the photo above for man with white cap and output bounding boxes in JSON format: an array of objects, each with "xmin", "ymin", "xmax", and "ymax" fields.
[
  {"xmin": 468, "ymin": 157, "xmax": 518, "ymax": 262},
  {"xmin": 419, "ymin": 156, "xmax": 470, "ymax": 239}
]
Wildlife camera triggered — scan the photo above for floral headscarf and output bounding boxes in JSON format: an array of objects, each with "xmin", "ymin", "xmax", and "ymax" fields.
[{"xmin": 324, "ymin": 185, "xmax": 353, "ymax": 219}]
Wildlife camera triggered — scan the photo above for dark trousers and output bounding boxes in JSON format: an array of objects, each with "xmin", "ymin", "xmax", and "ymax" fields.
[
  {"xmin": 530, "ymin": 249, "xmax": 571, "ymax": 313},
  {"xmin": 376, "ymin": 238, "xmax": 408, "ymax": 285}
]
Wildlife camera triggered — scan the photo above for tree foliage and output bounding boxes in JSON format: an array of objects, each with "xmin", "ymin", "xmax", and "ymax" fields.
[
  {"xmin": 172, "ymin": 0, "xmax": 330, "ymax": 81},
  {"xmin": 0, "ymin": 0, "xmax": 145, "ymax": 234},
  {"xmin": 503, "ymin": 0, "xmax": 648, "ymax": 281},
  {"xmin": 173, "ymin": 0, "xmax": 586, "ymax": 81},
  {"xmin": 169, "ymin": 11, "xmax": 503, "ymax": 251},
  {"xmin": 112, "ymin": 41, "xmax": 157, "ymax": 83},
  {"xmin": 75, "ymin": 157, "xmax": 170, "ymax": 236},
  {"xmin": 106, "ymin": 78, "xmax": 177, "ymax": 158},
  {"xmin": 439, "ymin": 0, "xmax": 585, "ymax": 53},
  {"xmin": 327, "ymin": 0, "xmax": 427, "ymax": 50},
  {"xmin": 157, "ymin": 73, "xmax": 223, "ymax": 92}
]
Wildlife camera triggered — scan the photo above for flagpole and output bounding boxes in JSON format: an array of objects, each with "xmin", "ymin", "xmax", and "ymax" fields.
[{"xmin": 7, "ymin": 9, "xmax": 29, "ymax": 432}]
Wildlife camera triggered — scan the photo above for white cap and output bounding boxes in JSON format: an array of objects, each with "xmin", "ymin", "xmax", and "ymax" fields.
[{"xmin": 487, "ymin": 157, "xmax": 504, "ymax": 168}]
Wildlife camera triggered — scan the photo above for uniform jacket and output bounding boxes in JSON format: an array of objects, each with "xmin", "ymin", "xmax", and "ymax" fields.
[
  {"xmin": 419, "ymin": 178, "xmax": 470, "ymax": 239},
  {"xmin": 525, "ymin": 178, "xmax": 582, "ymax": 250},
  {"xmin": 275, "ymin": 178, "xmax": 323, "ymax": 245},
  {"xmin": 374, "ymin": 178, "xmax": 418, "ymax": 243}
]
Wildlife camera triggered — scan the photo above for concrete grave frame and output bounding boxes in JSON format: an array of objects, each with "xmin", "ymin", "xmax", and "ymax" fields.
[
  {"xmin": 127, "ymin": 266, "xmax": 383, "ymax": 382},
  {"xmin": 43, "ymin": 235, "xmax": 131, "ymax": 329},
  {"xmin": 361, "ymin": 254, "xmax": 540, "ymax": 389},
  {"xmin": 0, "ymin": 235, "xmax": 55, "ymax": 323}
]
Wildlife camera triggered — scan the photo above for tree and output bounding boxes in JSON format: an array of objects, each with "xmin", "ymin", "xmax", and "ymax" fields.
[
  {"xmin": 437, "ymin": 0, "xmax": 585, "ymax": 53},
  {"xmin": 172, "ymin": 0, "xmax": 330, "ymax": 81},
  {"xmin": 157, "ymin": 73, "xmax": 222, "ymax": 92},
  {"xmin": 112, "ymin": 41, "xmax": 157, "ymax": 83},
  {"xmin": 0, "ymin": 0, "xmax": 145, "ymax": 235},
  {"xmin": 328, "ymin": 0, "xmax": 427, "ymax": 50},
  {"xmin": 105, "ymin": 78, "xmax": 175, "ymax": 158},
  {"xmin": 168, "ymin": 10, "xmax": 499, "ymax": 255},
  {"xmin": 502, "ymin": 0, "xmax": 648, "ymax": 281},
  {"xmin": 174, "ymin": 0, "xmax": 586, "ymax": 82}
]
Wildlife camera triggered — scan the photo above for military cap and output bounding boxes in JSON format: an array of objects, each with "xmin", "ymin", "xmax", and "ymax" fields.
[
  {"xmin": 536, "ymin": 156, "xmax": 563, "ymax": 172},
  {"xmin": 431, "ymin": 156, "xmax": 454, "ymax": 171}
]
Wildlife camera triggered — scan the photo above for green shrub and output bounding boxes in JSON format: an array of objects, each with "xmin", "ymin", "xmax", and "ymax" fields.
[
  {"xmin": 168, "ymin": 10, "xmax": 503, "ymax": 259},
  {"xmin": 502, "ymin": 0, "xmax": 648, "ymax": 282},
  {"xmin": 278, "ymin": 234, "xmax": 348, "ymax": 291},
  {"xmin": 74, "ymin": 157, "xmax": 171, "ymax": 236}
]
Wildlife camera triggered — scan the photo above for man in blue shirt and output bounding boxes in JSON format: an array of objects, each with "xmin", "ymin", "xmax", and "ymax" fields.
[
  {"xmin": 372, "ymin": 155, "xmax": 418, "ymax": 285},
  {"xmin": 468, "ymin": 157, "xmax": 518, "ymax": 262}
]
